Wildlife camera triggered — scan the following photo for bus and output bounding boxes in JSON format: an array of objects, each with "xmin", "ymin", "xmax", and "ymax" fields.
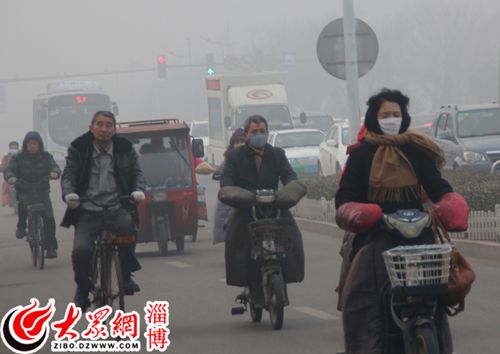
[{"xmin": 33, "ymin": 81, "xmax": 118, "ymax": 163}]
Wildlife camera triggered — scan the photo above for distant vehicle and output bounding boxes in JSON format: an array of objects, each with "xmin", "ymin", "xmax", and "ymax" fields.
[
  {"xmin": 33, "ymin": 81, "xmax": 118, "ymax": 165},
  {"xmin": 190, "ymin": 120, "xmax": 209, "ymax": 149},
  {"xmin": 205, "ymin": 72, "xmax": 293, "ymax": 166},
  {"xmin": 318, "ymin": 122, "xmax": 350, "ymax": 176},
  {"xmin": 292, "ymin": 111, "xmax": 346, "ymax": 132},
  {"xmin": 411, "ymin": 112, "xmax": 434, "ymax": 136},
  {"xmin": 432, "ymin": 103, "xmax": 500, "ymax": 172},
  {"xmin": 117, "ymin": 119, "xmax": 205, "ymax": 255},
  {"xmin": 268, "ymin": 129, "xmax": 324, "ymax": 178}
]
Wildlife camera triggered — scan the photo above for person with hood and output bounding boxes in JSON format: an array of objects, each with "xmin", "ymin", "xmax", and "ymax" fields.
[
  {"xmin": 335, "ymin": 89, "xmax": 469, "ymax": 354},
  {"xmin": 212, "ymin": 128, "xmax": 246, "ymax": 244},
  {"xmin": 60, "ymin": 110, "xmax": 146, "ymax": 311},
  {"xmin": 4, "ymin": 132, "xmax": 60, "ymax": 258}
]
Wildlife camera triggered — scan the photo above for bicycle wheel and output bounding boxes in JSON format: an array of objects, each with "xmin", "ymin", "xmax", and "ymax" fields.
[
  {"xmin": 104, "ymin": 250, "xmax": 124, "ymax": 311},
  {"xmin": 414, "ymin": 325, "xmax": 440, "ymax": 354},
  {"xmin": 28, "ymin": 221, "xmax": 37, "ymax": 268},
  {"xmin": 268, "ymin": 273, "xmax": 285, "ymax": 330},
  {"xmin": 36, "ymin": 215, "xmax": 45, "ymax": 270},
  {"xmin": 89, "ymin": 248, "xmax": 104, "ymax": 310}
]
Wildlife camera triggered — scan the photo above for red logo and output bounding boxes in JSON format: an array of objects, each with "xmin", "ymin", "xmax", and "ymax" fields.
[
  {"xmin": 1, "ymin": 298, "xmax": 55, "ymax": 354},
  {"xmin": 246, "ymin": 89, "xmax": 273, "ymax": 100}
]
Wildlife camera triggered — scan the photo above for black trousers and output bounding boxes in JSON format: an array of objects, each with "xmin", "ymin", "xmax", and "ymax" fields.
[
  {"xmin": 17, "ymin": 191, "xmax": 57, "ymax": 250},
  {"xmin": 72, "ymin": 208, "xmax": 141, "ymax": 292}
]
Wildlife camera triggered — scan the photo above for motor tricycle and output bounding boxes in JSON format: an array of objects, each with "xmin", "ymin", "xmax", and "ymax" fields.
[{"xmin": 117, "ymin": 119, "xmax": 204, "ymax": 256}]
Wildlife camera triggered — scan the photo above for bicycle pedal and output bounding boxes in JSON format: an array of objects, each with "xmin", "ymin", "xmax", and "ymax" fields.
[{"xmin": 231, "ymin": 306, "xmax": 246, "ymax": 315}]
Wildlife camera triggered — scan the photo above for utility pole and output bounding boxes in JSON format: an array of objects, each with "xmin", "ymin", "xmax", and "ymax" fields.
[{"xmin": 343, "ymin": 0, "xmax": 361, "ymax": 144}]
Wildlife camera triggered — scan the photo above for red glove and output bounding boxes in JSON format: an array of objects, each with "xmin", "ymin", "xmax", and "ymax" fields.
[
  {"xmin": 336, "ymin": 202, "xmax": 382, "ymax": 233},
  {"xmin": 434, "ymin": 192, "xmax": 469, "ymax": 232}
]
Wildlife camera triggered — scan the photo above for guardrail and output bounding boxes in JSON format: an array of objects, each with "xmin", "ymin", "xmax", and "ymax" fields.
[{"xmin": 292, "ymin": 198, "xmax": 500, "ymax": 243}]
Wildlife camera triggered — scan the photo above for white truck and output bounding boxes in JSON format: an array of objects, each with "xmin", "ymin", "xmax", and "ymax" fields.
[{"xmin": 205, "ymin": 72, "xmax": 293, "ymax": 166}]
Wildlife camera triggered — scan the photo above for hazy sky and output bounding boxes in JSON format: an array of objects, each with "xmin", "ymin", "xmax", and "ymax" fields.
[{"xmin": 0, "ymin": 0, "xmax": 499, "ymax": 148}]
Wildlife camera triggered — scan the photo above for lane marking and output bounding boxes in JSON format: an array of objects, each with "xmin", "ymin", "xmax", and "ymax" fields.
[
  {"xmin": 293, "ymin": 306, "xmax": 339, "ymax": 320},
  {"xmin": 164, "ymin": 261, "xmax": 192, "ymax": 268},
  {"xmin": 217, "ymin": 278, "xmax": 226, "ymax": 283}
]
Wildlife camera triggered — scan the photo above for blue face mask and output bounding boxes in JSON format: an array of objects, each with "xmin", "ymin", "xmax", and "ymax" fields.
[{"xmin": 248, "ymin": 133, "xmax": 268, "ymax": 149}]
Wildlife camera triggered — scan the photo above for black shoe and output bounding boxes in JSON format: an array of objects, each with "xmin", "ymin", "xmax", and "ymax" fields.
[
  {"xmin": 46, "ymin": 248, "xmax": 58, "ymax": 259},
  {"xmin": 16, "ymin": 228, "xmax": 27, "ymax": 239},
  {"xmin": 123, "ymin": 277, "xmax": 140, "ymax": 295},
  {"xmin": 73, "ymin": 290, "xmax": 90, "ymax": 312}
]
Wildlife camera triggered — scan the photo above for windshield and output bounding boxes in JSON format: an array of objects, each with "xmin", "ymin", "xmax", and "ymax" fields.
[
  {"xmin": 293, "ymin": 115, "xmax": 333, "ymax": 131},
  {"xmin": 457, "ymin": 108, "xmax": 500, "ymax": 138},
  {"xmin": 132, "ymin": 135, "xmax": 193, "ymax": 189},
  {"xmin": 235, "ymin": 105, "xmax": 293, "ymax": 130},
  {"xmin": 191, "ymin": 122, "xmax": 208, "ymax": 137},
  {"xmin": 274, "ymin": 131, "xmax": 324, "ymax": 148},
  {"xmin": 48, "ymin": 94, "xmax": 111, "ymax": 146}
]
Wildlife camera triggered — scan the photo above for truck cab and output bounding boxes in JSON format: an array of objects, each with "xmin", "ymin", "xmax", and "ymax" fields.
[{"xmin": 205, "ymin": 72, "xmax": 293, "ymax": 166}]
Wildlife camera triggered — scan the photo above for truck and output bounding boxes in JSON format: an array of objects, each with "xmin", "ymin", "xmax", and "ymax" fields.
[{"xmin": 205, "ymin": 72, "xmax": 293, "ymax": 166}]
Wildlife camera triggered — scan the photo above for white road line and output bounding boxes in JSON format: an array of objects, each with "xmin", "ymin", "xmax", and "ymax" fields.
[
  {"xmin": 217, "ymin": 278, "xmax": 226, "ymax": 283},
  {"xmin": 293, "ymin": 306, "xmax": 339, "ymax": 321},
  {"xmin": 164, "ymin": 261, "xmax": 192, "ymax": 268}
]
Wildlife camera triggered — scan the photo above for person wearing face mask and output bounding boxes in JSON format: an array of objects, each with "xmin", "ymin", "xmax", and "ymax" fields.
[
  {"xmin": 334, "ymin": 89, "xmax": 467, "ymax": 354},
  {"xmin": 220, "ymin": 115, "xmax": 304, "ymax": 305}
]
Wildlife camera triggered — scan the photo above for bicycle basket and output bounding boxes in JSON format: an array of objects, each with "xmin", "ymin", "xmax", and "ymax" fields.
[
  {"xmin": 248, "ymin": 218, "xmax": 296, "ymax": 254},
  {"xmin": 383, "ymin": 244, "xmax": 452, "ymax": 295}
]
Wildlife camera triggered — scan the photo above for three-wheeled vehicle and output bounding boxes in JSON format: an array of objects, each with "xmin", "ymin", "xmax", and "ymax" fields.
[{"xmin": 117, "ymin": 119, "xmax": 204, "ymax": 255}]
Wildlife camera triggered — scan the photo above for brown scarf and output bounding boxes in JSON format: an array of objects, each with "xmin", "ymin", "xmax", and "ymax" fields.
[
  {"xmin": 364, "ymin": 130, "xmax": 445, "ymax": 203},
  {"xmin": 250, "ymin": 146, "xmax": 265, "ymax": 173}
]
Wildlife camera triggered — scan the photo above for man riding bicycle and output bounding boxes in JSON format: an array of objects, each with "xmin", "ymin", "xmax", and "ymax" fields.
[
  {"xmin": 60, "ymin": 111, "xmax": 146, "ymax": 311},
  {"xmin": 220, "ymin": 115, "xmax": 304, "ymax": 303},
  {"xmin": 3, "ymin": 132, "xmax": 60, "ymax": 258}
]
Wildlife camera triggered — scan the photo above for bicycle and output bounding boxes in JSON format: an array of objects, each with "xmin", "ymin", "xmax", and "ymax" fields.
[
  {"xmin": 79, "ymin": 196, "xmax": 136, "ymax": 312},
  {"xmin": 16, "ymin": 178, "xmax": 51, "ymax": 270}
]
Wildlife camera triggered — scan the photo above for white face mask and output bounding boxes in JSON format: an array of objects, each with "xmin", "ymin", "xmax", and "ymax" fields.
[{"xmin": 379, "ymin": 117, "xmax": 402, "ymax": 135}]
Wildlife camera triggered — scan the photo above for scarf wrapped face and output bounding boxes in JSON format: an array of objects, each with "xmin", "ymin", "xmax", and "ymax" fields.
[{"xmin": 364, "ymin": 130, "xmax": 445, "ymax": 203}]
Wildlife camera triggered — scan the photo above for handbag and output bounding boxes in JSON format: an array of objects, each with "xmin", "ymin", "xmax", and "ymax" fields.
[{"xmin": 429, "ymin": 209, "xmax": 476, "ymax": 316}]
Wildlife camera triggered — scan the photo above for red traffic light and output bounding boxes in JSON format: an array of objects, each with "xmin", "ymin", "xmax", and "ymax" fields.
[{"xmin": 157, "ymin": 55, "xmax": 166, "ymax": 65}]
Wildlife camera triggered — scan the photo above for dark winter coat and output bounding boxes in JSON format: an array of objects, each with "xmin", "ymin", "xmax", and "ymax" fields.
[
  {"xmin": 220, "ymin": 144, "xmax": 297, "ymax": 190},
  {"xmin": 3, "ymin": 131, "xmax": 60, "ymax": 193},
  {"xmin": 220, "ymin": 143, "xmax": 304, "ymax": 286},
  {"xmin": 60, "ymin": 131, "xmax": 145, "ymax": 227},
  {"xmin": 335, "ymin": 142, "xmax": 453, "ymax": 213}
]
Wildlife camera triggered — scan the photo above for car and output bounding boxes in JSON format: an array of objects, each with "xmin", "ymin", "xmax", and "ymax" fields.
[
  {"xmin": 292, "ymin": 111, "xmax": 346, "ymax": 133},
  {"xmin": 411, "ymin": 112, "xmax": 434, "ymax": 136},
  {"xmin": 318, "ymin": 122, "xmax": 350, "ymax": 176},
  {"xmin": 190, "ymin": 120, "xmax": 209, "ymax": 150},
  {"xmin": 432, "ymin": 103, "xmax": 500, "ymax": 172},
  {"xmin": 267, "ymin": 129, "xmax": 325, "ymax": 178}
]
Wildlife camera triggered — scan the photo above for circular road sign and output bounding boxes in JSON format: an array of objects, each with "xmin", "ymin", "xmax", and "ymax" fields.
[{"xmin": 317, "ymin": 18, "xmax": 378, "ymax": 80}]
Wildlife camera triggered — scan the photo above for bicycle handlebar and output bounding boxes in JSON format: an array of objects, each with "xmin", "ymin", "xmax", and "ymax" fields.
[{"xmin": 78, "ymin": 195, "xmax": 134, "ymax": 209}]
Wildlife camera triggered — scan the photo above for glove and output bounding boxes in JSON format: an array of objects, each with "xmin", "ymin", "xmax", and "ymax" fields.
[
  {"xmin": 131, "ymin": 191, "xmax": 145, "ymax": 202},
  {"xmin": 7, "ymin": 177, "xmax": 17, "ymax": 185},
  {"xmin": 434, "ymin": 192, "xmax": 469, "ymax": 232},
  {"xmin": 64, "ymin": 193, "xmax": 80, "ymax": 209},
  {"xmin": 335, "ymin": 201, "xmax": 382, "ymax": 233},
  {"xmin": 49, "ymin": 172, "xmax": 60, "ymax": 180}
]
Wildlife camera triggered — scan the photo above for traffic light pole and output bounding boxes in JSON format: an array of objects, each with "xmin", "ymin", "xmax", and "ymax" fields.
[{"xmin": 343, "ymin": 0, "xmax": 361, "ymax": 144}]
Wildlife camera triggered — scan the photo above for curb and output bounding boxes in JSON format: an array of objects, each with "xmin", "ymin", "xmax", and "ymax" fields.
[{"xmin": 296, "ymin": 218, "xmax": 500, "ymax": 262}]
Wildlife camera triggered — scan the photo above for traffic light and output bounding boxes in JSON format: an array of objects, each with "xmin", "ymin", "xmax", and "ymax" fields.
[
  {"xmin": 157, "ymin": 55, "xmax": 166, "ymax": 79},
  {"xmin": 205, "ymin": 53, "xmax": 215, "ymax": 76}
]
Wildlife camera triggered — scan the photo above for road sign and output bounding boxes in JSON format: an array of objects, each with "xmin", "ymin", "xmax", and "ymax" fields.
[{"xmin": 317, "ymin": 18, "xmax": 378, "ymax": 80}]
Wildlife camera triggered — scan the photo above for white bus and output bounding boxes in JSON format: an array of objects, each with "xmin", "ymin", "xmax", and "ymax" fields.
[{"xmin": 33, "ymin": 81, "xmax": 118, "ymax": 163}]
